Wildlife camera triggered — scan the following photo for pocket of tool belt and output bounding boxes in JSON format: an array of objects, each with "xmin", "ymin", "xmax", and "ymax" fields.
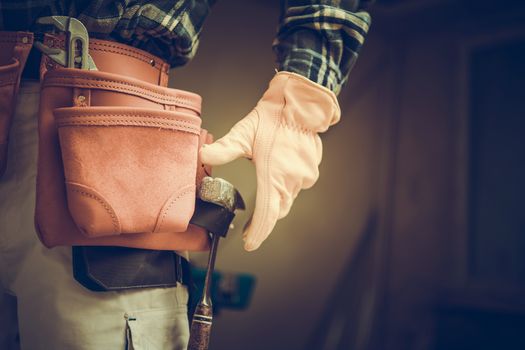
[
  {"xmin": 36, "ymin": 67, "xmax": 211, "ymax": 250},
  {"xmin": 0, "ymin": 58, "xmax": 21, "ymax": 174},
  {"xmin": 54, "ymin": 106, "xmax": 202, "ymax": 237}
]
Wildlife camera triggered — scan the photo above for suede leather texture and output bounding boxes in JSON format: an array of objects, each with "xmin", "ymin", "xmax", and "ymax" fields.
[
  {"xmin": 200, "ymin": 71, "xmax": 341, "ymax": 251},
  {"xmin": 56, "ymin": 106, "xmax": 201, "ymax": 237},
  {"xmin": 36, "ymin": 64, "xmax": 211, "ymax": 250},
  {"xmin": 0, "ymin": 32, "xmax": 33, "ymax": 177}
]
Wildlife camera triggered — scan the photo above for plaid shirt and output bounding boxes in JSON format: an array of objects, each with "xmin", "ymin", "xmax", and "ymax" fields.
[{"xmin": 0, "ymin": 0, "xmax": 372, "ymax": 94}]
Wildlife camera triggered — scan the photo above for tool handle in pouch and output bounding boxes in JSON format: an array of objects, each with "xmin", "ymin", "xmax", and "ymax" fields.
[{"xmin": 188, "ymin": 303, "xmax": 213, "ymax": 350}]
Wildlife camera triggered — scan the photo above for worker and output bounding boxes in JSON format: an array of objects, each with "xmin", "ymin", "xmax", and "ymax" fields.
[{"xmin": 0, "ymin": 1, "xmax": 372, "ymax": 349}]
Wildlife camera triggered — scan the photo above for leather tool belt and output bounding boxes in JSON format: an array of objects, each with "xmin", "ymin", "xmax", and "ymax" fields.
[
  {"xmin": 0, "ymin": 29, "xmax": 226, "ymax": 290},
  {"xmin": 31, "ymin": 32, "xmax": 212, "ymax": 251}
]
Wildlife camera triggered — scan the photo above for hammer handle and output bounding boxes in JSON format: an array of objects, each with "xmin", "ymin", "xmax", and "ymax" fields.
[{"xmin": 188, "ymin": 303, "xmax": 213, "ymax": 350}]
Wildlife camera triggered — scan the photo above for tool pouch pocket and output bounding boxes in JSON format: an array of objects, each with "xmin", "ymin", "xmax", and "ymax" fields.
[
  {"xmin": 0, "ymin": 32, "xmax": 33, "ymax": 177},
  {"xmin": 55, "ymin": 106, "xmax": 201, "ymax": 237},
  {"xmin": 36, "ymin": 67, "xmax": 211, "ymax": 250},
  {"xmin": 0, "ymin": 58, "xmax": 20, "ymax": 175}
]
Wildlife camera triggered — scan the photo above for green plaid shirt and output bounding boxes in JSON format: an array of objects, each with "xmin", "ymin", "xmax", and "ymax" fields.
[{"xmin": 0, "ymin": 0, "xmax": 372, "ymax": 94}]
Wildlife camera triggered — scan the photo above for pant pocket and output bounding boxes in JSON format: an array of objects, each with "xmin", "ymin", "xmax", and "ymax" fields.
[
  {"xmin": 54, "ymin": 106, "xmax": 202, "ymax": 237},
  {"xmin": 126, "ymin": 307, "xmax": 189, "ymax": 350}
]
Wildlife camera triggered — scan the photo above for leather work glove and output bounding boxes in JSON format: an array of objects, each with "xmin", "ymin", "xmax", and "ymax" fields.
[{"xmin": 200, "ymin": 71, "xmax": 341, "ymax": 251}]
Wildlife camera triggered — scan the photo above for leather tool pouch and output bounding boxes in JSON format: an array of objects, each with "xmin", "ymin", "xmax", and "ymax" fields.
[
  {"xmin": 35, "ymin": 61, "xmax": 211, "ymax": 251},
  {"xmin": 55, "ymin": 104, "xmax": 201, "ymax": 237},
  {"xmin": 0, "ymin": 32, "xmax": 33, "ymax": 177},
  {"xmin": 29, "ymin": 36, "xmax": 215, "ymax": 292}
]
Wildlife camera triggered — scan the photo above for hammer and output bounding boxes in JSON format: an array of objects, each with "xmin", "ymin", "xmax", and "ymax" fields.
[{"xmin": 188, "ymin": 177, "xmax": 244, "ymax": 350}]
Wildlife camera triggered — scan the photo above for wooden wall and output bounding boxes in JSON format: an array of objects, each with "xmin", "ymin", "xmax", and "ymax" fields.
[{"xmin": 172, "ymin": 1, "xmax": 525, "ymax": 349}]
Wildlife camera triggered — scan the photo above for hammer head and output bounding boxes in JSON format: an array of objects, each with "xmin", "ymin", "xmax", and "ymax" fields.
[
  {"xmin": 198, "ymin": 177, "xmax": 245, "ymax": 213},
  {"xmin": 190, "ymin": 177, "xmax": 245, "ymax": 238}
]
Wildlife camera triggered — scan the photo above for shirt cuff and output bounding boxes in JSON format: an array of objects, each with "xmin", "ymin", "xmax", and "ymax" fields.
[
  {"xmin": 273, "ymin": 6, "xmax": 371, "ymax": 95},
  {"xmin": 275, "ymin": 32, "xmax": 350, "ymax": 95}
]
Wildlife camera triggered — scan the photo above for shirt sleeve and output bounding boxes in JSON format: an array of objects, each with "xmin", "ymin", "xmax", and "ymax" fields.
[
  {"xmin": 78, "ymin": 0, "xmax": 216, "ymax": 67},
  {"xmin": 273, "ymin": 0, "xmax": 373, "ymax": 95}
]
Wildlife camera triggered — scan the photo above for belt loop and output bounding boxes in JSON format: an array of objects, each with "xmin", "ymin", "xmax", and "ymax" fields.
[
  {"xmin": 159, "ymin": 63, "xmax": 169, "ymax": 87},
  {"xmin": 175, "ymin": 254, "xmax": 183, "ymax": 284}
]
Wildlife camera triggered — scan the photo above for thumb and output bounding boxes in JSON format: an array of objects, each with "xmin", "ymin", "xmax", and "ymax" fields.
[{"xmin": 199, "ymin": 111, "xmax": 258, "ymax": 166}]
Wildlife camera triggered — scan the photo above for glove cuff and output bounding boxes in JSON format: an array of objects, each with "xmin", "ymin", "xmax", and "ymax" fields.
[{"xmin": 261, "ymin": 71, "xmax": 341, "ymax": 133}]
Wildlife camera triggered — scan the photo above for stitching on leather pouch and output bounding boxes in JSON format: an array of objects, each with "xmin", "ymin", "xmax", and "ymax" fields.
[
  {"xmin": 94, "ymin": 47, "xmax": 160, "ymax": 70},
  {"xmin": 0, "ymin": 75, "xmax": 17, "ymax": 86},
  {"xmin": 58, "ymin": 114, "xmax": 198, "ymax": 125},
  {"xmin": 0, "ymin": 32, "xmax": 33, "ymax": 43},
  {"xmin": 59, "ymin": 118, "xmax": 196, "ymax": 126},
  {"xmin": 49, "ymin": 37, "xmax": 161, "ymax": 69},
  {"xmin": 70, "ymin": 187, "xmax": 120, "ymax": 233},
  {"xmin": 45, "ymin": 77, "xmax": 196, "ymax": 107},
  {"xmin": 50, "ymin": 78, "xmax": 195, "ymax": 105},
  {"xmin": 92, "ymin": 43, "xmax": 164, "ymax": 72},
  {"xmin": 156, "ymin": 186, "xmax": 194, "ymax": 232},
  {"xmin": 57, "ymin": 119, "xmax": 200, "ymax": 134},
  {"xmin": 46, "ymin": 74, "xmax": 192, "ymax": 100}
]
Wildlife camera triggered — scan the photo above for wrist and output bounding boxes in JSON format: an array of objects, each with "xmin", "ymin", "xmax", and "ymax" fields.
[{"xmin": 261, "ymin": 71, "xmax": 341, "ymax": 133}]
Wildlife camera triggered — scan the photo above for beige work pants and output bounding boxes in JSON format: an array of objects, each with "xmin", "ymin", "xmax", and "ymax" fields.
[{"xmin": 0, "ymin": 81, "xmax": 190, "ymax": 350}]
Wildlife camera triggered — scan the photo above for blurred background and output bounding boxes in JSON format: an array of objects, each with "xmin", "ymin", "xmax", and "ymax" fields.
[{"xmin": 172, "ymin": 0, "xmax": 525, "ymax": 349}]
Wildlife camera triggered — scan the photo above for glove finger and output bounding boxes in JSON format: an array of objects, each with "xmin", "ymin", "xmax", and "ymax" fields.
[
  {"xmin": 243, "ymin": 182, "xmax": 281, "ymax": 252},
  {"xmin": 199, "ymin": 111, "xmax": 258, "ymax": 166}
]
